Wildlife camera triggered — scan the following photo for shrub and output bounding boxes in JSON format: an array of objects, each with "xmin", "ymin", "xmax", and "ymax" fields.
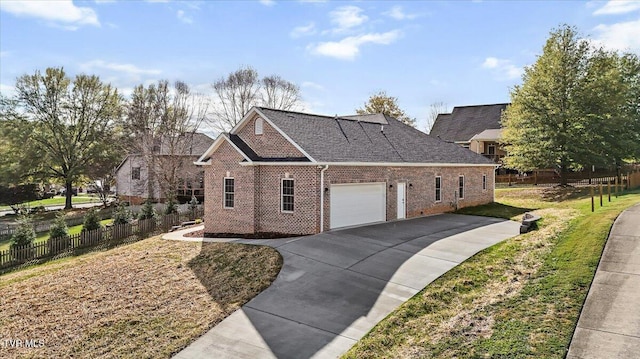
[
  {"xmin": 49, "ymin": 213, "xmax": 69, "ymax": 239},
  {"xmin": 82, "ymin": 208, "xmax": 102, "ymax": 232},
  {"xmin": 164, "ymin": 198, "xmax": 178, "ymax": 215},
  {"xmin": 11, "ymin": 215, "xmax": 35, "ymax": 247},
  {"xmin": 138, "ymin": 200, "xmax": 156, "ymax": 220},
  {"xmin": 113, "ymin": 204, "xmax": 132, "ymax": 225}
]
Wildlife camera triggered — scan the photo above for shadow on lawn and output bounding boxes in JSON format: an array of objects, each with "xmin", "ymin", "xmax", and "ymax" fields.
[{"xmin": 456, "ymin": 202, "xmax": 534, "ymax": 220}]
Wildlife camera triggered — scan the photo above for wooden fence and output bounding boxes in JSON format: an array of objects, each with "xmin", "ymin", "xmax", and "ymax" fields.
[
  {"xmin": 0, "ymin": 208, "xmax": 203, "ymax": 271},
  {"xmin": 496, "ymin": 172, "xmax": 631, "ymax": 187}
]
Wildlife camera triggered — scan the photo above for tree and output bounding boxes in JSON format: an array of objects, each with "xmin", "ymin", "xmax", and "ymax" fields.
[
  {"xmin": 501, "ymin": 25, "xmax": 640, "ymax": 185},
  {"xmin": 426, "ymin": 101, "xmax": 448, "ymax": 134},
  {"xmin": 356, "ymin": 91, "xmax": 416, "ymax": 127},
  {"xmin": 11, "ymin": 67, "xmax": 122, "ymax": 209},
  {"xmin": 211, "ymin": 66, "xmax": 302, "ymax": 131},
  {"xmin": 121, "ymin": 80, "xmax": 208, "ymax": 204}
]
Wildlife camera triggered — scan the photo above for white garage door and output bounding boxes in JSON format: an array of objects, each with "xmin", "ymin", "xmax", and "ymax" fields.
[{"xmin": 330, "ymin": 182, "xmax": 386, "ymax": 229}]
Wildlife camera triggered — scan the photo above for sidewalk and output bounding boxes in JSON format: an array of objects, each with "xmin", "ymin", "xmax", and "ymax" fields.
[{"xmin": 567, "ymin": 203, "xmax": 640, "ymax": 358}]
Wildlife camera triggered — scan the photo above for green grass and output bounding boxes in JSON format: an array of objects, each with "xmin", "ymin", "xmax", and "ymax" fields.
[
  {"xmin": 0, "ymin": 195, "xmax": 100, "ymax": 211},
  {"xmin": 0, "ymin": 219, "xmax": 113, "ymax": 252},
  {"xmin": 344, "ymin": 186, "xmax": 640, "ymax": 359}
]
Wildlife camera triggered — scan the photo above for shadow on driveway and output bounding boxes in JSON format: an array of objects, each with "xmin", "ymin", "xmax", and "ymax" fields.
[{"xmin": 176, "ymin": 214, "xmax": 520, "ymax": 359}]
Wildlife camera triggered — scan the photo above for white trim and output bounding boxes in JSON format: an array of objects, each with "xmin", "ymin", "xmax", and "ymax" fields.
[
  {"xmin": 254, "ymin": 117, "xmax": 264, "ymax": 135},
  {"xmin": 281, "ymin": 178, "xmax": 294, "ymax": 213},
  {"xmin": 435, "ymin": 175, "xmax": 442, "ymax": 203},
  {"xmin": 223, "ymin": 177, "xmax": 235, "ymax": 209},
  {"xmin": 195, "ymin": 133, "xmax": 253, "ymax": 165},
  {"xmin": 253, "ymin": 108, "xmax": 317, "ymax": 162},
  {"xmin": 396, "ymin": 182, "xmax": 406, "ymax": 220},
  {"xmin": 458, "ymin": 175, "xmax": 465, "ymax": 200},
  {"xmin": 239, "ymin": 161, "xmax": 498, "ymax": 168},
  {"xmin": 319, "ymin": 165, "xmax": 329, "ymax": 232}
]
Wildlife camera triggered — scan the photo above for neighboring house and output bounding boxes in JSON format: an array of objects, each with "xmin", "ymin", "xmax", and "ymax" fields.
[
  {"xmin": 195, "ymin": 107, "xmax": 496, "ymax": 236},
  {"xmin": 116, "ymin": 132, "xmax": 214, "ymax": 204},
  {"xmin": 430, "ymin": 103, "xmax": 509, "ymax": 165}
]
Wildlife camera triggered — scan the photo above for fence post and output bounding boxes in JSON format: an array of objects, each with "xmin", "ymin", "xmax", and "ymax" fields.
[
  {"xmin": 608, "ymin": 180, "xmax": 611, "ymax": 202},
  {"xmin": 599, "ymin": 184, "xmax": 603, "ymax": 207},
  {"xmin": 591, "ymin": 186, "xmax": 594, "ymax": 212},
  {"xmin": 627, "ymin": 172, "xmax": 631, "ymax": 190},
  {"xmin": 615, "ymin": 177, "xmax": 618, "ymax": 198}
]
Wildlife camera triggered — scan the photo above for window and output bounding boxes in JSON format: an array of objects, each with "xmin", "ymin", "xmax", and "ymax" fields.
[
  {"xmin": 281, "ymin": 179, "xmax": 294, "ymax": 212},
  {"xmin": 435, "ymin": 176, "xmax": 442, "ymax": 202},
  {"xmin": 488, "ymin": 144, "xmax": 496, "ymax": 155},
  {"xmin": 255, "ymin": 117, "xmax": 264, "ymax": 135},
  {"xmin": 482, "ymin": 174, "xmax": 487, "ymax": 190},
  {"xmin": 458, "ymin": 176, "xmax": 465, "ymax": 199},
  {"xmin": 223, "ymin": 178, "xmax": 234, "ymax": 208},
  {"xmin": 132, "ymin": 167, "xmax": 141, "ymax": 180}
]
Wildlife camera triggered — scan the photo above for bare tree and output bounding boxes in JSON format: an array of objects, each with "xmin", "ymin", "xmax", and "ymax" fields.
[
  {"xmin": 211, "ymin": 66, "xmax": 302, "ymax": 131},
  {"xmin": 122, "ymin": 80, "xmax": 208, "ymax": 203},
  {"xmin": 426, "ymin": 101, "xmax": 448, "ymax": 134}
]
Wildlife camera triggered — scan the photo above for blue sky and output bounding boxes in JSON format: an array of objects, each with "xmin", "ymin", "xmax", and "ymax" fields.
[{"xmin": 1, "ymin": 0, "xmax": 639, "ymax": 131}]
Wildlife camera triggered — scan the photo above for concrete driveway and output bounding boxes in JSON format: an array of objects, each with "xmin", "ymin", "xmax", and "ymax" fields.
[{"xmin": 171, "ymin": 213, "xmax": 521, "ymax": 359}]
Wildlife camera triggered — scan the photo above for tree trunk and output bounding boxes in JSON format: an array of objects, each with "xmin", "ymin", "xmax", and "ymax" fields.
[
  {"xmin": 65, "ymin": 181, "xmax": 73, "ymax": 210},
  {"xmin": 560, "ymin": 164, "xmax": 568, "ymax": 186}
]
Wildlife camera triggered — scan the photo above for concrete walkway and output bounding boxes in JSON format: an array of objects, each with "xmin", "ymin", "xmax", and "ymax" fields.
[
  {"xmin": 166, "ymin": 214, "xmax": 521, "ymax": 359},
  {"xmin": 567, "ymin": 203, "xmax": 640, "ymax": 359}
]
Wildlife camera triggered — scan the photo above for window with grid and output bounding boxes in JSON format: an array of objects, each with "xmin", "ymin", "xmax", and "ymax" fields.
[
  {"xmin": 132, "ymin": 167, "xmax": 141, "ymax": 180},
  {"xmin": 435, "ymin": 176, "xmax": 442, "ymax": 202},
  {"xmin": 223, "ymin": 178, "xmax": 234, "ymax": 208},
  {"xmin": 281, "ymin": 179, "xmax": 294, "ymax": 212},
  {"xmin": 459, "ymin": 176, "xmax": 465, "ymax": 199}
]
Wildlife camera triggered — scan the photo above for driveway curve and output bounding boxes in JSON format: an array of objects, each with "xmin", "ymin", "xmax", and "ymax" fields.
[{"xmin": 168, "ymin": 213, "xmax": 521, "ymax": 359}]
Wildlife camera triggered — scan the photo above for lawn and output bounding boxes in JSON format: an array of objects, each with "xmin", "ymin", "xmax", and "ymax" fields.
[
  {"xmin": 0, "ymin": 195, "xmax": 101, "ymax": 212},
  {"xmin": 0, "ymin": 219, "xmax": 113, "ymax": 252},
  {"xmin": 344, "ymin": 186, "xmax": 640, "ymax": 359},
  {"xmin": 0, "ymin": 235, "xmax": 282, "ymax": 359}
]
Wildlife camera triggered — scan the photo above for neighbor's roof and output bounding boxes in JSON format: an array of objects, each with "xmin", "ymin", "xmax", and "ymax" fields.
[
  {"xmin": 430, "ymin": 103, "xmax": 508, "ymax": 143},
  {"xmin": 470, "ymin": 129, "xmax": 503, "ymax": 142},
  {"xmin": 251, "ymin": 107, "xmax": 493, "ymax": 164}
]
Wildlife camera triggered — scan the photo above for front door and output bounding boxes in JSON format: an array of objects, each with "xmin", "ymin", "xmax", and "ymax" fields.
[{"xmin": 397, "ymin": 182, "xmax": 406, "ymax": 220}]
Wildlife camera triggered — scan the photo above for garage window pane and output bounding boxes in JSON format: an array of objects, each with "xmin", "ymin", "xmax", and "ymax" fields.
[
  {"xmin": 224, "ymin": 178, "xmax": 234, "ymax": 208},
  {"xmin": 459, "ymin": 176, "xmax": 464, "ymax": 199},
  {"xmin": 282, "ymin": 179, "xmax": 294, "ymax": 212},
  {"xmin": 435, "ymin": 176, "xmax": 441, "ymax": 202}
]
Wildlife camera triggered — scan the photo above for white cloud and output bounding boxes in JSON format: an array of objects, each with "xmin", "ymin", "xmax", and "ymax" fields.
[
  {"xmin": 329, "ymin": 5, "xmax": 368, "ymax": 33},
  {"xmin": 290, "ymin": 22, "xmax": 316, "ymax": 38},
  {"xmin": 0, "ymin": 0, "xmax": 100, "ymax": 29},
  {"xmin": 309, "ymin": 30, "xmax": 402, "ymax": 60},
  {"xmin": 302, "ymin": 81, "xmax": 324, "ymax": 91},
  {"xmin": 81, "ymin": 60, "xmax": 162, "ymax": 76},
  {"xmin": 593, "ymin": 1, "xmax": 640, "ymax": 15},
  {"xmin": 259, "ymin": 0, "xmax": 276, "ymax": 6},
  {"xmin": 593, "ymin": 19, "xmax": 640, "ymax": 52},
  {"xmin": 384, "ymin": 6, "xmax": 419, "ymax": 20},
  {"xmin": 0, "ymin": 83, "xmax": 16, "ymax": 97},
  {"xmin": 482, "ymin": 57, "xmax": 523, "ymax": 80},
  {"xmin": 177, "ymin": 10, "xmax": 193, "ymax": 24}
]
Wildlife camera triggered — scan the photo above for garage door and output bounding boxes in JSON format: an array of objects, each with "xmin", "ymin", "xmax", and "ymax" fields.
[{"xmin": 330, "ymin": 182, "xmax": 386, "ymax": 229}]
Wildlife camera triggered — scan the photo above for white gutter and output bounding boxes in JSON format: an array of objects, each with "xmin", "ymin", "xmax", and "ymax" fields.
[{"xmin": 319, "ymin": 165, "xmax": 329, "ymax": 232}]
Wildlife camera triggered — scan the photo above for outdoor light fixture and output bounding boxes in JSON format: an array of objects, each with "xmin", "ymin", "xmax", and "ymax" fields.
[
  {"xmin": 389, "ymin": 184, "xmax": 393, "ymax": 188},
  {"xmin": 324, "ymin": 188, "xmax": 329, "ymax": 192}
]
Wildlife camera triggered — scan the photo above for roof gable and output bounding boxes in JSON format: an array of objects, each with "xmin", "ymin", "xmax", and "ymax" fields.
[{"xmin": 430, "ymin": 103, "xmax": 508, "ymax": 142}]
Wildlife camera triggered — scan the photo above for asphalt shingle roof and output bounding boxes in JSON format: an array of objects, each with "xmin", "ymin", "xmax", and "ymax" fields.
[
  {"xmin": 255, "ymin": 107, "xmax": 493, "ymax": 165},
  {"xmin": 429, "ymin": 103, "xmax": 508, "ymax": 143}
]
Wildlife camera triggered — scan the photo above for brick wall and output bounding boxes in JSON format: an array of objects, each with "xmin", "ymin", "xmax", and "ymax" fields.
[
  {"xmin": 204, "ymin": 140, "xmax": 255, "ymax": 234},
  {"xmin": 204, "ymin": 159, "xmax": 494, "ymax": 235},
  {"xmin": 236, "ymin": 115, "xmax": 305, "ymax": 158}
]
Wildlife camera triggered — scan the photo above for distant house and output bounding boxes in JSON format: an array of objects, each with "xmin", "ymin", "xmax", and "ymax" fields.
[
  {"xmin": 430, "ymin": 103, "xmax": 509, "ymax": 166},
  {"xmin": 195, "ymin": 107, "xmax": 496, "ymax": 236},
  {"xmin": 116, "ymin": 132, "xmax": 214, "ymax": 204}
]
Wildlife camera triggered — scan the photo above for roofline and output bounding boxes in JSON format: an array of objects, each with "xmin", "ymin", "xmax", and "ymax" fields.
[
  {"xmin": 195, "ymin": 133, "xmax": 253, "ymax": 165},
  {"xmin": 239, "ymin": 161, "xmax": 498, "ymax": 168},
  {"xmin": 452, "ymin": 102, "xmax": 510, "ymax": 109},
  {"xmin": 252, "ymin": 108, "xmax": 317, "ymax": 162},
  {"xmin": 115, "ymin": 155, "xmax": 130, "ymax": 172}
]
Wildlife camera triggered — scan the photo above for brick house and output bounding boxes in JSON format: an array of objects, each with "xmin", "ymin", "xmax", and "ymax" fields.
[
  {"xmin": 116, "ymin": 132, "xmax": 214, "ymax": 204},
  {"xmin": 196, "ymin": 107, "xmax": 497, "ymax": 236}
]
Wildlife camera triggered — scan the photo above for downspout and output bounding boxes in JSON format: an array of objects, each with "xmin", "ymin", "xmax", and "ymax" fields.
[{"xmin": 319, "ymin": 165, "xmax": 329, "ymax": 232}]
